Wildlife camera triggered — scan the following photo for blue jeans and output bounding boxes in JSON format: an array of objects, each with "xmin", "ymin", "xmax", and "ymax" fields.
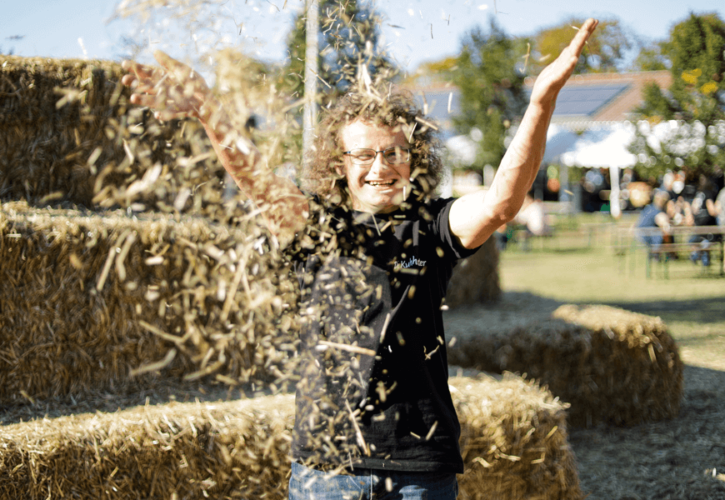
[{"xmin": 288, "ymin": 462, "xmax": 458, "ymax": 500}]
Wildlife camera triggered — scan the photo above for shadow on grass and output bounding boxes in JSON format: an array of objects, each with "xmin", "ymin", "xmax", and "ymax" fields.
[
  {"xmin": 598, "ymin": 296, "xmax": 725, "ymax": 326},
  {"xmin": 502, "ymin": 246, "xmax": 594, "ymax": 256}
]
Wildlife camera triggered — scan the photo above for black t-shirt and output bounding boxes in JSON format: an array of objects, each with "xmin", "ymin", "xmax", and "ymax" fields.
[{"xmin": 288, "ymin": 196, "xmax": 480, "ymax": 473}]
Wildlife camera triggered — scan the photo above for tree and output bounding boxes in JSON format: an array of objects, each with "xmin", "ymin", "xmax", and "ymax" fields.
[
  {"xmin": 630, "ymin": 41, "xmax": 669, "ymax": 72},
  {"xmin": 450, "ymin": 18, "xmax": 529, "ymax": 170},
  {"xmin": 531, "ymin": 17, "xmax": 632, "ymax": 74},
  {"xmin": 629, "ymin": 12, "xmax": 725, "ymax": 181},
  {"xmin": 280, "ymin": 0, "xmax": 394, "ymax": 101}
]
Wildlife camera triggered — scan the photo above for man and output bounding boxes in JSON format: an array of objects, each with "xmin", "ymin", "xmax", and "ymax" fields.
[
  {"xmin": 122, "ymin": 17, "xmax": 598, "ymax": 499},
  {"xmin": 635, "ymin": 189, "xmax": 672, "ymax": 258},
  {"xmin": 684, "ymin": 174, "xmax": 720, "ymax": 267}
]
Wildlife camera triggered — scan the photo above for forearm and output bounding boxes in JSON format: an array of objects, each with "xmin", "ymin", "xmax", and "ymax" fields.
[
  {"xmin": 199, "ymin": 101, "xmax": 308, "ymax": 244},
  {"xmin": 198, "ymin": 106, "xmax": 260, "ymax": 194},
  {"xmin": 487, "ymin": 101, "xmax": 554, "ymax": 220}
]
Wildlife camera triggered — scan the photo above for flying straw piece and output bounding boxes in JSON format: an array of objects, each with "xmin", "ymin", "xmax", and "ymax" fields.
[
  {"xmin": 522, "ymin": 42, "xmax": 531, "ymax": 73},
  {"xmin": 317, "ymin": 341, "xmax": 377, "ymax": 356},
  {"xmin": 130, "ymin": 349, "xmax": 177, "ymax": 376},
  {"xmin": 415, "ymin": 116, "xmax": 438, "ymax": 131},
  {"xmin": 448, "ymin": 92, "xmax": 453, "ymax": 114}
]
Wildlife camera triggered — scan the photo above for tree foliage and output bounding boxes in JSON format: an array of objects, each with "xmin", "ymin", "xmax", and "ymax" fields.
[
  {"xmin": 279, "ymin": 0, "xmax": 394, "ymax": 102},
  {"xmin": 630, "ymin": 12, "xmax": 725, "ymax": 181},
  {"xmin": 450, "ymin": 19, "xmax": 529, "ymax": 170},
  {"xmin": 531, "ymin": 17, "xmax": 632, "ymax": 74},
  {"xmin": 630, "ymin": 42, "xmax": 669, "ymax": 72}
]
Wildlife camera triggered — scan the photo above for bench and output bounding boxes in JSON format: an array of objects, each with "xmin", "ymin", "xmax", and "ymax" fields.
[{"xmin": 614, "ymin": 225, "xmax": 725, "ymax": 279}]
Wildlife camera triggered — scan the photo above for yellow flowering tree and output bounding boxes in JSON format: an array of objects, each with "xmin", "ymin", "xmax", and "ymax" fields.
[{"xmin": 629, "ymin": 13, "xmax": 725, "ymax": 181}]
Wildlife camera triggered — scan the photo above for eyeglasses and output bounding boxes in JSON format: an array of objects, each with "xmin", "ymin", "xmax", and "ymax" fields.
[{"xmin": 343, "ymin": 147, "xmax": 411, "ymax": 165}]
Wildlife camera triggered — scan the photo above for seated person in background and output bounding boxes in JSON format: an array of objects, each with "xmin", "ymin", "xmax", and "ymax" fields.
[
  {"xmin": 716, "ymin": 185, "xmax": 725, "ymax": 227},
  {"xmin": 635, "ymin": 189, "xmax": 672, "ymax": 258},
  {"xmin": 684, "ymin": 174, "xmax": 720, "ymax": 267},
  {"xmin": 716, "ymin": 185, "xmax": 725, "ymax": 272}
]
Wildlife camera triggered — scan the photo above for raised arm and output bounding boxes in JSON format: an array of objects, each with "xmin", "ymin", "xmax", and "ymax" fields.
[
  {"xmin": 449, "ymin": 19, "xmax": 599, "ymax": 249},
  {"xmin": 121, "ymin": 51, "xmax": 309, "ymax": 245}
]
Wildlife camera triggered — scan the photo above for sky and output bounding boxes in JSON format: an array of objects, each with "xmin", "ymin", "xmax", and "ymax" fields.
[{"xmin": 2, "ymin": 0, "xmax": 724, "ymax": 74}]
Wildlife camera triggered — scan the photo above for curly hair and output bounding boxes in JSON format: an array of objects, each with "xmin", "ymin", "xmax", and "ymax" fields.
[{"xmin": 303, "ymin": 89, "xmax": 444, "ymax": 207}]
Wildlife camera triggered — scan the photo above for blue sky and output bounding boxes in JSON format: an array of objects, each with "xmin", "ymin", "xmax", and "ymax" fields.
[{"xmin": 2, "ymin": 0, "xmax": 724, "ymax": 73}]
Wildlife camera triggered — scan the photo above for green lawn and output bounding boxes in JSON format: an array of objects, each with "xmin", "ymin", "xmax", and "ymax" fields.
[{"xmin": 499, "ymin": 224, "xmax": 725, "ymax": 370}]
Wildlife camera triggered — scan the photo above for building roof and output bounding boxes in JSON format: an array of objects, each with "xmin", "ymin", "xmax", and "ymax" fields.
[
  {"xmin": 537, "ymin": 71, "xmax": 673, "ymax": 129},
  {"xmin": 402, "ymin": 70, "xmax": 673, "ymax": 135}
]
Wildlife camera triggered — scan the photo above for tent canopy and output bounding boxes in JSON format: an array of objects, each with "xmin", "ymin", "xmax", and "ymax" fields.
[{"xmin": 556, "ymin": 122, "xmax": 637, "ymax": 168}]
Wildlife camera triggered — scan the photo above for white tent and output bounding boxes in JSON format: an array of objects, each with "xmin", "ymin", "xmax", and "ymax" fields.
[
  {"xmin": 549, "ymin": 122, "xmax": 641, "ymax": 218},
  {"xmin": 542, "ymin": 124, "xmax": 580, "ymax": 164},
  {"xmin": 559, "ymin": 122, "xmax": 638, "ymax": 169}
]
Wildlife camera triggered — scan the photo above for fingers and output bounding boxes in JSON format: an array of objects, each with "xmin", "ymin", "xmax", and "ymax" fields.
[
  {"xmin": 154, "ymin": 50, "xmax": 195, "ymax": 83},
  {"xmin": 122, "ymin": 59, "xmax": 156, "ymax": 80},
  {"xmin": 568, "ymin": 18, "xmax": 599, "ymax": 59}
]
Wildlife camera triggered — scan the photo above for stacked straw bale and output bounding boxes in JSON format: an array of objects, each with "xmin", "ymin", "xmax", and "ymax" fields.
[
  {"xmin": 0, "ymin": 374, "xmax": 580, "ymax": 500},
  {"xmin": 0, "ymin": 55, "xmax": 224, "ymax": 211},
  {"xmin": 446, "ymin": 237, "xmax": 501, "ymax": 308},
  {"xmin": 0, "ymin": 395, "xmax": 295, "ymax": 500},
  {"xmin": 448, "ymin": 304, "xmax": 683, "ymax": 427},
  {"xmin": 0, "ymin": 201, "xmax": 299, "ymax": 406},
  {"xmin": 451, "ymin": 374, "xmax": 581, "ymax": 500}
]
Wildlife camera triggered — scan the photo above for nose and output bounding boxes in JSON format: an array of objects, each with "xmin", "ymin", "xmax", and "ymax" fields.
[{"xmin": 369, "ymin": 151, "xmax": 391, "ymax": 173}]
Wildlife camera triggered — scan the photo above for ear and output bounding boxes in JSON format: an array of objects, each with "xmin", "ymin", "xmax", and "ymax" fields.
[{"xmin": 334, "ymin": 160, "xmax": 345, "ymax": 177}]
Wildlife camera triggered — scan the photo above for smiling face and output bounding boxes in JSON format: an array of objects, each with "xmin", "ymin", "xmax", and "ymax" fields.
[{"xmin": 338, "ymin": 119, "xmax": 412, "ymax": 214}]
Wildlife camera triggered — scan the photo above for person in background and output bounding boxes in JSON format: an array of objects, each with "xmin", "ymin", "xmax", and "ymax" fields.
[
  {"xmin": 684, "ymin": 174, "xmax": 720, "ymax": 267},
  {"xmin": 716, "ymin": 182, "xmax": 725, "ymax": 273},
  {"xmin": 635, "ymin": 189, "xmax": 672, "ymax": 259}
]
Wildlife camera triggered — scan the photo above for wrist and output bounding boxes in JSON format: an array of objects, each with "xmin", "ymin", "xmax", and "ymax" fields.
[{"xmin": 526, "ymin": 99, "xmax": 556, "ymax": 117}]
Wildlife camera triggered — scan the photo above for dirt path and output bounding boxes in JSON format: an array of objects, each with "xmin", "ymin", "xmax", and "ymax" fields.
[
  {"xmin": 570, "ymin": 365, "xmax": 725, "ymax": 500},
  {"xmin": 444, "ymin": 293, "xmax": 725, "ymax": 500}
]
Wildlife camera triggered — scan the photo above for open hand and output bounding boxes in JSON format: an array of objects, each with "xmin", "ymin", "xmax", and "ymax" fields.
[
  {"xmin": 122, "ymin": 51, "xmax": 212, "ymax": 121},
  {"xmin": 529, "ymin": 18, "xmax": 599, "ymax": 107}
]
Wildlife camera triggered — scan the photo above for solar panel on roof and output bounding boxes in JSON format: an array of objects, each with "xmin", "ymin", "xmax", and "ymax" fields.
[{"xmin": 553, "ymin": 84, "xmax": 630, "ymax": 117}]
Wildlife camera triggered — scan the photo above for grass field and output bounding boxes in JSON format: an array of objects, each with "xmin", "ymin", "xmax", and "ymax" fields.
[
  {"xmin": 500, "ymin": 220, "xmax": 725, "ymax": 371},
  {"xmin": 492, "ymin": 218, "xmax": 725, "ymax": 499}
]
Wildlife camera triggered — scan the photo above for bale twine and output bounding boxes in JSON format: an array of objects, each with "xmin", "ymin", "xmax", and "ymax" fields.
[
  {"xmin": 451, "ymin": 374, "xmax": 581, "ymax": 500},
  {"xmin": 0, "ymin": 374, "xmax": 579, "ymax": 500},
  {"xmin": 448, "ymin": 305, "xmax": 684, "ymax": 427},
  {"xmin": 0, "ymin": 55, "xmax": 224, "ymax": 211},
  {"xmin": 0, "ymin": 201, "xmax": 299, "ymax": 406},
  {"xmin": 446, "ymin": 237, "xmax": 501, "ymax": 308}
]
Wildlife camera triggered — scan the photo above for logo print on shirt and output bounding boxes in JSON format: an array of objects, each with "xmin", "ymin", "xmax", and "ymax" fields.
[{"xmin": 392, "ymin": 256, "xmax": 427, "ymax": 272}]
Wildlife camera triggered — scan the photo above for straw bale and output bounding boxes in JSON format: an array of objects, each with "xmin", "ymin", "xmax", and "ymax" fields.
[
  {"xmin": 0, "ymin": 55, "xmax": 224, "ymax": 211},
  {"xmin": 0, "ymin": 374, "xmax": 579, "ymax": 499},
  {"xmin": 0, "ymin": 394, "xmax": 295, "ymax": 500},
  {"xmin": 446, "ymin": 237, "xmax": 501, "ymax": 308},
  {"xmin": 0, "ymin": 201, "xmax": 299, "ymax": 406},
  {"xmin": 448, "ymin": 304, "xmax": 683, "ymax": 427},
  {"xmin": 450, "ymin": 373, "xmax": 581, "ymax": 500}
]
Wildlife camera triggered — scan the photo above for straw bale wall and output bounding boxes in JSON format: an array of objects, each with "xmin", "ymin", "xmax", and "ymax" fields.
[
  {"xmin": 448, "ymin": 304, "xmax": 683, "ymax": 427},
  {"xmin": 0, "ymin": 55, "xmax": 224, "ymax": 211},
  {"xmin": 446, "ymin": 237, "xmax": 501, "ymax": 308},
  {"xmin": 0, "ymin": 374, "xmax": 580, "ymax": 500},
  {"xmin": 0, "ymin": 201, "xmax": 299, "ymax": 405}
]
